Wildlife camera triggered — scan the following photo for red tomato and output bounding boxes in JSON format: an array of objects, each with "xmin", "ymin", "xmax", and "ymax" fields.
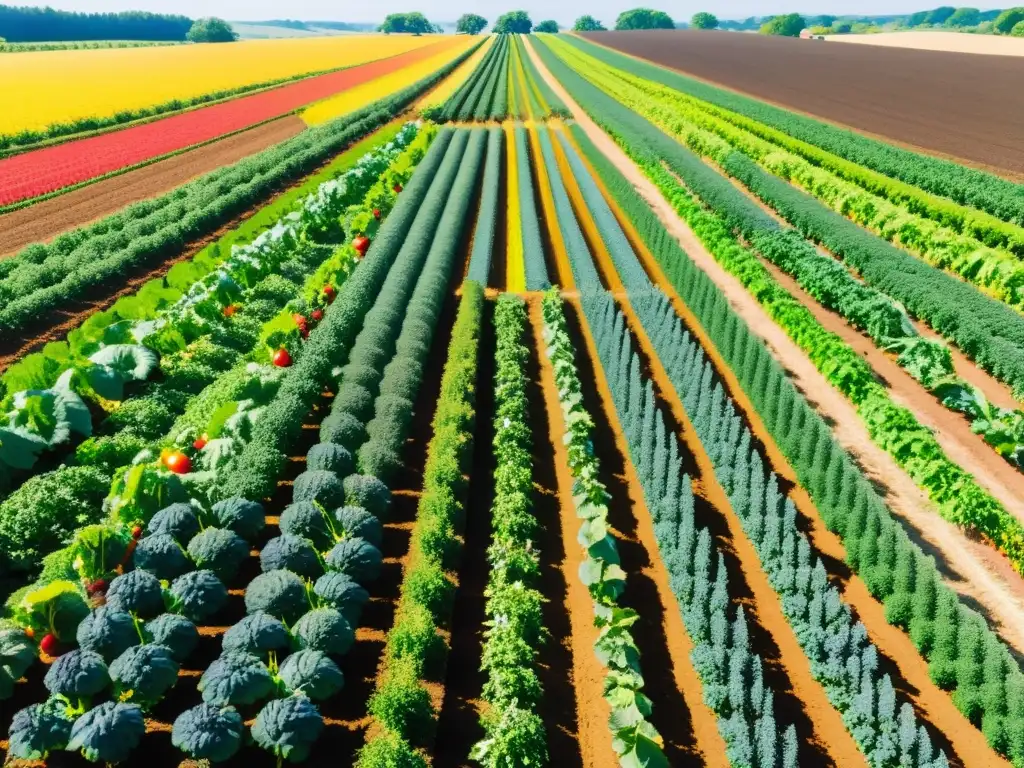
[
  {"xmin": 353, "ymin": 235, "xmax": 370, "ymax": 255},
  {"xmin": 392, "ymin": 183, "xmax": 403, "ymax": 193},
  {"xmin": 40, "ymin": 633, "xmax": 59, "ymax": 656},
  {"xmin": 292, "ymin": 313, "xmax": 307, "ymax": 328},
  {"xmin": 373, "ymin": 208, "xmax": 381, "ymax": 220},
  {"xmin": 132, "ymin": 525, "xmax": 144, "ymax": 540},
  {"xmin": 222, "ymin": 304, "xmax": 240, "ymax": 318},
  {"xmin": 273, "ymin": 347, "xmax": 293, "ymax": 367},
  {"xmin": 311, "ymin": 309, "xmax": 324, "ymax": 322},
  {"xmin": 163, "ymin": 451, "xmax": 192, "ymax": 474}
]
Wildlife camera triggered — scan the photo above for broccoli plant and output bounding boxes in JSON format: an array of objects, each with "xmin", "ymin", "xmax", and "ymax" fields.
[
  {"xmin": 187, "ymin": 527, "xmax": 249, "ymax": 580},
  {"xmin": 199, "ymin": 650, "xmax": 275, "ymax": 708},
  {"xmin": 292, "ymin": 470, "xmax": 345, "ymax": 509},
  {"xmin": 211, "ymin": 497, "xmax": 266, "ymax": 541},
  {"xmin": 109, "ymin": 643, "xmax": 179, "ymax": 708},
  {"xmin": 290, "ymin": 608, "xmax": 353, "ymax": 657},
  {"xmin": 222, "ymin": 611, "xmax": 291, "ymax": 658},
  {"xmin": 245, "ymin": 569, "xmax": 308, "ymax": 624},
  {"xmin": 324, "ymin": 537, "xmax": 382, "ymax": 583},
  {"xmin": 66, "ymin": 700, "xmax": 145, "ymax": 763},
  {"xmin": 312, "ymin": 571, "xmax": 369, "ymax": 626},
  {"xmin": 7, "ymin": 697, "xmax": 75, "ymax": 760},
  {"xmin": 43, "ymin": 649, "xmax": 110, "ymax": 707},
  {"xmin": 105, "ymin": 569, "xmax": 165, "ymax": 618},
  {"xmin": 251, "ymin": 694, "xmax": 325, "ymax": 765},
  {"xmin": 75, "ymin": 607, "xmax": 139, "ymax": 663},
  {"xmin": 144, "ymin": 613, "xmax": 199, "ymax": 661},
  {"xmin": 132, "ymin": 532, "xmax": 191, "ymax": 580},
  {"xmin": 0, "ymin": 625, "xmax": 35, "ymax": 699},
  {"xmin": 171, "ymin": 703, "xmax": 245, "ymax": 762},
  {"xmin": 260, "ymin": 535, "xmax": 324, "ymax": 579},
  {"xmin": 343, "ymin": 474, "xmax": 391, "ymax": 520},
  {"xmin": 168, "ymin": 569, "xmax": 227, "ymax": 622},
  {"xmin": 279, "ymin": 502, "xmax": 334, "ymax": 551},
  {"xmin": 334, "ymin": 506, "xmax": 383, "ymax": 547},
  {"xmin": 306, "ymin": 443, "xmax": 353, "ymax": 476},
  {"xmin": 147, "ymin": 502, "xmax": 200, "ymax": 545},
  {"xmin": 278, "ymin": 650, "xmax": 343, "ymax": 701}
]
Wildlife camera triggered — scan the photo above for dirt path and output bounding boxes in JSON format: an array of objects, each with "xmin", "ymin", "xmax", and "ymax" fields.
[
  {"xmin": 550, "ymin": 295, "xmax": 732, "ymax": 767},
  {"xmin": 0, "ymin": 116, "xmax": 306, "ymax": 257},
  {"xmin": 523, "ymin": 35, "xmax": 1024, "ymax": 660}
]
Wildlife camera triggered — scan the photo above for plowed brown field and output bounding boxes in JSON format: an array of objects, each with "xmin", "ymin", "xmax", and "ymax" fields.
[{"xmin": 579, "ymin": 30, "xmax": 1024, "ymax": 177}]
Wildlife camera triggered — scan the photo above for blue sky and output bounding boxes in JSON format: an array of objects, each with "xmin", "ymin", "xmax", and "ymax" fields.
[{"xmin": 39, "ymin": 0, "xmax": 968, "ymax": 24}]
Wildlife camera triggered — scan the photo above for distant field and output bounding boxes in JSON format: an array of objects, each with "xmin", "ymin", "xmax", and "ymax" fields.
[
  {"xmin": 827, "ymin": 30, "xmax": 1024, "ymax": 56},
  {"xmin": 580, "ymin": 29, "xmax": 1024, "ymax": 175},
  {"xmin": 229, "ymin": 22, "xmax": 354, "ymax": 39}
]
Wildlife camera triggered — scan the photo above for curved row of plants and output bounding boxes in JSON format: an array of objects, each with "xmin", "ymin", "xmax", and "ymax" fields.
[
  {"xmin": 538, "ymin": 55, "xmax": 1024, "ymax": 763},
  {"xmin": 510, "ymin": 124, "xmax": 549, "ymax": 292},
  {"xmin": 553, "ymin": 34, "xmax": 1024, "ymax": 230},
  {"xmin": 513, "ymin": 36, "xmax": 569, "ymax": 120},
  {"xmin": 0, "ymin": 122, "xmax": 424, "ymax": 503},
  {"xmin": 429, "ymin": 34, "xmax": 509, "ymax": 123},
  {"xmin": 540, "ymin": 290, "xmax": 669, "ymax": 767},
  {"xmin": 0, "ymin": 47, "xmax": 478, "ymax": 338},
  {"xmin": 0, "ymin": 124, "xmax": 437, "ymax": 581},
  {"xmin": 533, "ymin": 37, "xmax": 1024, "ymax": 578}
]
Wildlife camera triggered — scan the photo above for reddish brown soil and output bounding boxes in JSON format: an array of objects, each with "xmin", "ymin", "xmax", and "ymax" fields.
[
  {"xmin": 579, "ymin": 30, "xmax": 1024, "ymax": 178},
  {"xmin": 524, "ymin": 34, "xmax": 1024, "ymax": 664},
  {"xmin": 0, "ymin": 116, "xmax": 306, "ymax": 257}
]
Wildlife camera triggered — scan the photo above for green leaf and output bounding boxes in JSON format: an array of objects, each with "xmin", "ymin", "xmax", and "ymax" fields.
[{"xmin": 88, "ymin": 345, "xmax": 158, "ymax": 382}]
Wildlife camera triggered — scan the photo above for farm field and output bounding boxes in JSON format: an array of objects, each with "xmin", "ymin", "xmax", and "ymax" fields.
[
  {"xmin": 578, "ymin": 29, "xmax": 1024, "ymax": 177},
  {"xmin": 827, "ymin": 30, "xmax": 1024, "ymax": 56},
  {"xmin": 2, "ymin": 25, "xmax": 1024, "ymax": 768}
]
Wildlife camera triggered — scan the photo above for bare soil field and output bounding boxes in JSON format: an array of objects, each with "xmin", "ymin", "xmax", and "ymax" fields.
[
  {"xmin": 828, "ymin": 30, "xmax": 1024, "ymax": 57},
  {"xmin": 0, "ymin": 116, "xmax": 306, "ymax": 257},
  {"xmin": 579, "ymin": 30, "xmax": 1024, "ymax": 177}
]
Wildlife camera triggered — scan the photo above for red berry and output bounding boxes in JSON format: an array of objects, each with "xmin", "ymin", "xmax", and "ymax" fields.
[
  {"xmin": 24, "ymin": 627, "xmax": 34, "ymax": 639},
  {"xmin": 86, "ymin": 579, "xmax": 107, "ymax": 596},
  {"xmin": 311, "ymin": 309, "xmax": 324, "ymax": 322},
  {"xmin": 222, "ymin": 304, "xmax": 240, "ymax": 318},
  {"xmin": 373, "ymin": 208, "xmax": 381, "ymax": 220},
  {"xmin": 393, "ymin": 183, "xmax": 403, "ymax": 193},
  {"xmin": 292, "ymin": 313, "xmax": 307, "ymax": 327},
  {"xmin": 272, "ymin": 347, "xmax": 293, "ymax": 367},
  {"xmin": 322, "ymin": 284, "xmax": 336, "ymax": 298},
  {"xmin": 132, "ymin": 525, "xmax": 143, "ymax": 540},
  {"xmin": 352, "ymin": 235, "xmax": 370, "ymax": 256},
  {"xmin": 163, "ymin": 451, "xmax": 192, "ymax": 474},
  {"xmin": 40, "ymin": 633, "xmax": 59, "ymax": 656},
  {"xmin": 192, "ymin": 436, "xmax": 207, "ymax": 451}
]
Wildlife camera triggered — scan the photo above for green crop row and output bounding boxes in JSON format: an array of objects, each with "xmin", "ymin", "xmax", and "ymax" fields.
[
  {"xmin": 357, "ymin": 281, "xmax": 484, "ymax": 767},
  {"xmin": 540, "ymin": 55, "xmax": 1024, "ymax": 758},
  {"xmin": 466, "ymin": 127, "xmax": 503, "ymax": 284},
  {"xmin": 514, "ymin": 125, "xmax": 550, "ymax": 291},
  {"xmin": 469, "ymin": 294, "xmax": 549, "ymax": 767},
  {"xmin": 514, "ymin": 36, "xmax": 570, "ymax": 119},
  {"xmin": 433, "ymin": 34, "xmax": 510, "ymax": 123},
  {"xmin": 540, "ymin": 290, "xmax": 669, "ymax": 768},
  {"xmin": 555, "ymin": 34, "xmax": 1024, "ymax": 229}
]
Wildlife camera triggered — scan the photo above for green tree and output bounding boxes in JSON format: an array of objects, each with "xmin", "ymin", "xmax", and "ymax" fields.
[
  {"xmin": 832, "ymin": 20, "xmax": 854, "ymax": 33},
  {"xmin": 994, "ymin": 7, "xmax": 1024, "ymax": 33},
  {"xmin": 614, "ymin": 7, "xmax": 675, "ymax": 30},
  {"xmin": 924, "ymin": 6, "xmax": 956, "ymax": 24},
  {"xmin": 810, "ymin": 14, "xmax": 837, "ymax": 26},
  {"xmin": 186, "ymin": 17, "xmax": 237, "ymax": 42},
  {"xmin": 534, "ymin": 19, "xmax": 559, "ymax": 32},
  {"xmin": 691, "ymin": 11, "xmax": 719, "ymax": 28},
  {"xmin": 493, "ymin": 10, "xmax": 532, "ymax": 33},
  {"xmin": 379, "ymin": 12, "xmax": 434, "ymax": 34},
  {"xmin": 905, "ymin": 10, "xmax": 929, "ymax": 26},
  {"xmin": 759, "ymin": 12, "xmax": 805, "ymax": 36},
  {"xmin": 572, "ymin": 14, "xmax": 606, "ymax": 30},
  {"xmin": 1013, "ymin": 20, "xmax": 1024, "ymax": 35},
  {"xmin": 945, "ymin": 7, "xmax": 981, "ymax": 27},
  {"xmin": 455, "ymin": 13, "xmax": 487, "ymax": 34}
]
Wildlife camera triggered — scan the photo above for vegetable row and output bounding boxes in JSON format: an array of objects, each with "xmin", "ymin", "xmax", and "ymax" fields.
[
  {"xmin": 545, "ymin": 71, "xmax": 1024, "ymax": 765},
  {"xmin": 431, "ymin": 34, "xmax": 510, "ymax": 123}
]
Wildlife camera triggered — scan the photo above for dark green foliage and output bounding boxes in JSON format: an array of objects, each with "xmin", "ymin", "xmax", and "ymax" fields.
[
  {"xmin": 147, "ymin": 503, "xmax": 200, "ymax": 546},
  {"xmin": 306, "ymin": 442, "xmax": 353, "ymax": 475},
  {"xmin": 171, "ymin": 703, "xmax": 244, "ymax": 762},
  {"xmin": 514, "ymin": 127, "xmax": 550, "ymax": 291},
  {"xmin": 105, "ymin": 568, "xmax": 164, "ymax": 617},
  {"xmin": 44, "ymin": 649, "xmax": 110, "ymax": 700},
  {"xmin": 109, "ymin": 643, "xmax": 179, "ymax": 707},
  {"xmin": 291, "ymin": 607, "xmax": 354, "ymax": 656},
  {"xmin": 76, "ymin": 607, "xmax": 138, "ymax": 663},
  {"xmin": 186, "ymin": 527, "xmax": 249, "ymax": 581},
  {"xmin": 168, "ymin": 569, "xmax": 226, "ymax": 622},
  {"xmin": 467, "ymin": 131, "xmax": 503, "ymax": 286},
  {"xmin": 343, "ymin": 474, "xmax": 391, "ymax": 520},
  {"xmin": 245, "ymin": 569, "xmax": 307, "ymax": 624},
  {"xmin": 221, "ymin": 611, "xmax": 290, "ymax": 658},
  {"xmin": 292, "ymin": 470, "xmax": 345, "ymax": 509},
  {"xmin": 66, "ymin": 701, "xmax": 145, "ymax": 762},
  {"xmin": 324, "ymin": 537, "xmax": 382, "ymax": 583},
  {"xmin": 259, "ymin": 534, "xmax": 323, "ymax": 579},
  {"xmin": 132, "ymin": 533, "xmax": 190, "ymax": 580},
  {"xmin": 143, "ymin": 613, "xmax": 198, "ymax": 661},
  {"xmin": 313, "ymin": 571, "xmax": 370, "ymax": 625}
]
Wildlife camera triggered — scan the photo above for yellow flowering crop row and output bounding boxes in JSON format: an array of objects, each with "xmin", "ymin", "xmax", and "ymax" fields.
[
  {"xmin": 301, "ymin": 37, "xmax": 477, "ymax": 127},
  {"xmin": 0, "ymin": 35, "xmax": 443, "ymax": 136},
  {"xmin": 415, "ymin": 35, "xmax": 494, "ymax": 113}
]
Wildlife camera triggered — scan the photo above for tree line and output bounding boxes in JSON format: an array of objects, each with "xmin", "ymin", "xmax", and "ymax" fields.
[{"xmin": 0, "ymin": 4, "xmax": 192, "ymax": 42}]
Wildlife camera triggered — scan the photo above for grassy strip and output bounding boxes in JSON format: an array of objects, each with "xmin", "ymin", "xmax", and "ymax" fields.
[
  {"xmin": 356, "ymin": 281, "xmax": 483, "ymax": 767},
  {"xmin": 537, "ymin": 42, "xmax": 1024, "ymax": 759}
]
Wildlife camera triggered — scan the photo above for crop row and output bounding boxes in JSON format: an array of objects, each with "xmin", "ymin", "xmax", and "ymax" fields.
[
  {"xmin": 540, "ymin": 290, "xmax": 669, "ymax": 767},
  {"xmin": 506, "ymin": 124, "xmax": 549, "ymax": 292},
  {"xmin": 507, "ymin": 36, "xmax": 569, "ymax": 122},
  {"xmin": 540, "ymin": 127, "xmax": 804, "ymax": 767},
  {"xmin": 554, "ymin": 34, "xmax": 1024, "ymax": 229},
  {"xmin": 0, "ymin": 122, "xmax": 424, "ymax": 505},
  {"xmin": 546, "ymin": 74, "xmax": 1024, "ymax": 762},
  {"xmin": 416, "ymin": 37, "xmax": 495, "ymax": 118},
  {"xmin": 534, "ymin": 38, "xmax": 1024, "ymax": 574},
  {"xmin": 0, "ymin": 124, "xmax": 435, "ymax": 584},
  {"xmin": 0, "ymin": 53, "xmax": 472, "ymax": 338},
  {"xmin": 432, "ymin": 34, "xmax": 510, "ymax": 123},
  {"xmin": 468, "ymin": 294, "xmax": 549, "ymax": 766},
  {"xmin": 466, "ymin": 127, "xmax": 503, "ymax": 284},
  {"xmin": 1, "ymin": 125, "xmax": 483, "ymax": 765}
]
